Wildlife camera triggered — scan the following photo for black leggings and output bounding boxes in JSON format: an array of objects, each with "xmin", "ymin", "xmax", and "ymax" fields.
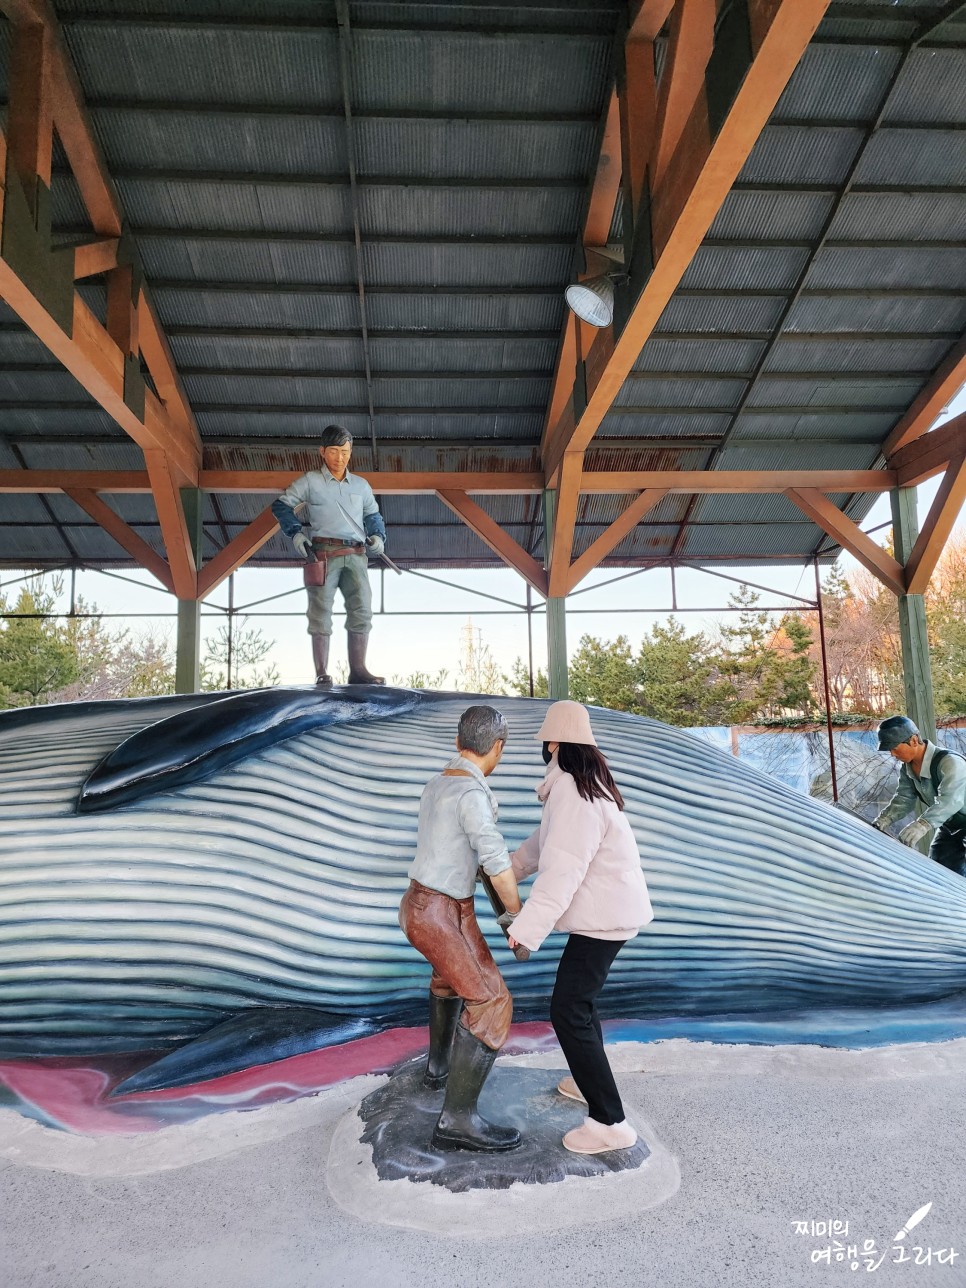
[{"xmin": 549, "ymin": 933, "xmax": 627, "ymax": 1126}]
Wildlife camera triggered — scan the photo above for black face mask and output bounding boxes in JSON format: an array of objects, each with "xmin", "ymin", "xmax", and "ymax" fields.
[{"xmin": 542, "ymin": 742, "xmax": 553, "ymax": 765}]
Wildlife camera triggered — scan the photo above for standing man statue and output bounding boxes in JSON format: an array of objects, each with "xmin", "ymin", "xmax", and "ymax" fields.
[
  {"xmin": 399, "ymin": 705, "xmax": 523, "ymax": 1153},
  {"xmin": 873, "ymin": 715, "xmax": 966, "ymax": 874},
  {"xmin": 271, "ymin": 425, "xmax": 387, "ymax": 686}
]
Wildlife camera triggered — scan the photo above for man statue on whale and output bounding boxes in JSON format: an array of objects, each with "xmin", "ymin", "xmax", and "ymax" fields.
[{"xmin": 271, "ymin": 425, "xmax": 387, "ymax": 687}]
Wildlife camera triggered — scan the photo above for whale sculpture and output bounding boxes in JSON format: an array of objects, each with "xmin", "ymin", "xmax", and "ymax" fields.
[{"xmin": 1, "ymin": 687, "xmax": 965, "ymax": 1089}]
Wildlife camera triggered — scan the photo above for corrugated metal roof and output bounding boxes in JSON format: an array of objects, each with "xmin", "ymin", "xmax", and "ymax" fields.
[
  {"xmin": 679, "ymin": 245, "xmax": 810, "ymax": 292},
  {"xmin": 4, "ymin": 1, "xmax": 966, "ymax": 576},
  {"xmin": 737, "ymin": 126, "xmax": 864, "ymax": 187}
]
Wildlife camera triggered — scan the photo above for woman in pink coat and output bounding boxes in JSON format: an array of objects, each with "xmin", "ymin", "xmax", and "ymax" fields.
[{"xmin": 507, "ymin": 700, "xmax": 653, "ymax": 1155}]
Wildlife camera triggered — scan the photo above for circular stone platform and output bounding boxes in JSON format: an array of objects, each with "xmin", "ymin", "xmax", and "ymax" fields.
[{"xmin": 326, "ymin": 1054, "xmax": 681, "ymax": 1235}]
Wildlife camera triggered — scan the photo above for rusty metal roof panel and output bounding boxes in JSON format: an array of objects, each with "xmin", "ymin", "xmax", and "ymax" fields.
[
  {"xmin": 90, "ymin": 107, "xmax": 348, "ymax": 174},
  {"xmin": 598, "ymin": 412, "xmax": 733, "ymax": 438},
  {"xmin": 366, "ymin": 337, "xmax": 558, "ymax": 373},
  {"xmin": 656, "ymin": 294, "xmax": 787, "ymax": 334},
  {"xmin": 354, "ymin": 118, "xmax": 597, "ymax": 182},
  {"xmin": 196, "ymin": 410, "xmax": 543, "ymax": 440},
  {"xmin": 738, "ymin": 126, "xmax": 864, "ymax": 186},
  {"xmin": 64, "ymin": 24, "xmax": 342, "ymax": 107},
  {"xmin": 168, "ymin": 333, "xmax": 365, "ymax": 371},
  {"xmin": 887, "ymin": 47, "xmax": 966, "ymax": 124},
  {"xmin": 153, "ymin": 287, "xmax": 361, "ymax": 329},
  {"xmin": 729, "ymin": 410, "xmax": 900, "ymax": 442},
  {"xmin": 745, "ymin": 376, "xmax": 921, "ymax": 408},
  {"xmin": 773, "ymin": 42, "xmax": 904, "ymax": 121},
  {"xmin": 614, "ymin": 378, "xmax": 747, "ymax": 410},
  {"xmin": 347, "ymin": 28, "xmax": 611, "ymax": 115},
  {"xmin": 707, "ymin": 189, "xmax": 834, "ymax": 242},
  {"xmin": 116, "ymin": 177, "xmax": 351, "ymax": 234},
  {"xmin": 856, "ymin": 128, "xmax": 966, "ymax": 187},
  {"xmin": 361, "ymin": 242, "xmax": 575, "ymax": 289},
  {"xmin": 680, "ymin": 523, "xmax": 828, "ymax": 562},
  {"xmin": 680, "ymin": 245, "xmax": 809, "ymax": 292},
  {"xmin": 786, "ymin": 293, "xmax": 966, "ymax": 334},
  {"xmin": 633, "ymin": 338, "xmax": 766, "ymax": 374},
  {"xmin": 137, "ymin": 236, "xmax": 357, "ymax": 286},
  {"xmin": 357, "ymin": 186, "xmax": 583, "ymax": 237},
  {"xmin": 364, "ymin": 293, "xmax": 565, "ymax": 332},
  {"xmin": 765, "ymin": 336, "xmax": 954, "ymax": 373},
  {"xmin": 829, "ymin": 191, "xmax": 966, "ymax": 242}
]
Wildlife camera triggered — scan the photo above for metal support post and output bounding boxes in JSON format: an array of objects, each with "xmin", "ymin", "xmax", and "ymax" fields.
[
  {"xmin": 542, "ymin": 488, "xmax": 568, "ymax": 699},
  {"xmin": 814, "ymin": 557, "xmax": 838, "ymax": 803},
  {"xmin": 175, "ymin": 487, "xmax": 204, "ymax": 694},
  {"xmin": 890, "ymin": 487, "xmax": 937, "ymax": 742}
]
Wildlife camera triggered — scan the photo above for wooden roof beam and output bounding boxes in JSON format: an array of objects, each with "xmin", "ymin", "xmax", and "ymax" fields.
[
  {"xmin": 786, "ymin": 488, "xmax": 905, "ymax": 596},
  {"xmin": 197, "ymin": 508, "xmax": 280, "ymax": 600},
  {"xmin": 543, "ymin": 0, "xmax": 833, "ymax": 485},
  {"xmin": 435, "ymin": 491, "xmax": 548, "ymax": 596},
  {"xmin": 63, "ymin": 488, "xmax": 173, "ymax": 591},
  {"xmin": 888, "ymin": 408, "xmax": 966, "ymax": 487},
  {"xmin": 905, "ymin": 454, "xmax": 966, "ymax": 595},
  {"xmin": 566, "ymin": 489, "xmax": 669, "ymax": 594},
  {"xmin": 881, "ymin": 336, "xmax": 966, "ymax": 459}
]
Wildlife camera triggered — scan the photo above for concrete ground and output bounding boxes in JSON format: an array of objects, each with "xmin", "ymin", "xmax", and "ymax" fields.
[{"xmin": 2, "ymin": 1039, "xmax": 965, "ymax": 1288}]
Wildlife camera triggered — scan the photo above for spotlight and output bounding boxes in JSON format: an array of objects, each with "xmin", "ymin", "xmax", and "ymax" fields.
[{"xmin": 565, "ymin": 274, "xmax": 615, "ymax": 328}]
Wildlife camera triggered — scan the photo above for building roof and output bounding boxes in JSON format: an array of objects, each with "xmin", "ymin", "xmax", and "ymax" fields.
[{"xmin": 0, "ymin": 0, "xmax": 964, "ymax": 575}]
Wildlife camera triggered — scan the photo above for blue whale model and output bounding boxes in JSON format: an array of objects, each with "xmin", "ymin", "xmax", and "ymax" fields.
[{"xmin": 1, "ymin": 687, "xmax": 965, "ymax": 1084}]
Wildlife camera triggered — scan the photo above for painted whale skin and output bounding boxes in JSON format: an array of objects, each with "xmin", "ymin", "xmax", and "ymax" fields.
[{"xmin": 2, "ymin": 686, "xmax": 965, "ymax": 1079}]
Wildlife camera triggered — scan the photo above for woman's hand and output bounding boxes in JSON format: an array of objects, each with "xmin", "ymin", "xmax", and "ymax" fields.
[{"xmin": 508, "ymin": 935, "xmax": 520, "ymax": 951}]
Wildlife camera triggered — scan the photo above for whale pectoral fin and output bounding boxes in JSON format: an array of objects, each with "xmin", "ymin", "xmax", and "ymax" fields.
[
  {"xmin": 107, "ymin": 1008, "xmax": 388, "ymax": 1096},
  {"xmin": 78, "ymin": 685, "xmax": 425, "ymax": 813}
]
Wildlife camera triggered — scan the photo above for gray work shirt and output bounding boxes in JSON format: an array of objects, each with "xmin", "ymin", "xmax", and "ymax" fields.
[
  {"xmin": 408, "ymin": 755, "xmax": 511, "ymax": 899},
  {"xmin": 879, "ymin": 741, "xmax": 966, "ymax": 829},
  {"xmin": 276, "ymin": 466, "xmax": 381, "ymax": 541}
]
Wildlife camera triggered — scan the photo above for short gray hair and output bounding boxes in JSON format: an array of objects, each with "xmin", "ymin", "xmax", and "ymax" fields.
[
  {"xmin": 457, "ymin": 705, "xmax": 508, "ymax": 755},
  {"xmin": 320, "ymin": 424, "xmax": 352, "ymax": 449}
]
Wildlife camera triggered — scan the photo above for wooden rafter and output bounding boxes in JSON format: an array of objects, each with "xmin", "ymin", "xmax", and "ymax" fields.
[
  {"xmin": 538, "ymin": 0, "xmax": 832, "ymax": 595},
  {"xmin": 0, "ymin": 0, "xmax": 202, "ymax": 598},
  {"xmin": 63, "ymin": 488, "xmax": 174, "ymax": 591},
  {"xmin": 888, "ymin": 409, "xmax": 966, "ymax": 488},
  {"xmin": 0, "ymin": 468, "xmax": 899, "ymax": 495},
  {"xmin": 566, "ymin": 489, "xmax": 669, "ymax": 594},
  {"xmin": 905, "ymin": 454, "xmax": 966, "ymax": 596},
  {"xmin": 547, "ymin": 452, "xmax": 583, "ymax": 597},
  {"xmin": 435, "ymin": 492, "xmax": 548, "ymax": 595},
  {"xmin": 197, "ymin": 508, "xmax": 280, "ymax": 600},
  {"xmin": 882, "ymin": 335, "xmax": 966, "ymax": 459},
  {"xmin": 786, "ymin": 489, "xmax": 905, "ymax": 596}
]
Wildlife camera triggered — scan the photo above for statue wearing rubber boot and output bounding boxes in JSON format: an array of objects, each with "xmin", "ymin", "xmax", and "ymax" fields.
[
  {"xmin": 271, "ymin": 425, "xmax": 387, "ymax": 686},
  {"xmin": 399, "ymin": 705, "xmax": 523, "ymax": 1153}
]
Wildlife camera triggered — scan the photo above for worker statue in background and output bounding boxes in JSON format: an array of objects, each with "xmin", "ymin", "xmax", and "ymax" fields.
[
  {"xmin": 874, "ymin": 715, "xmax": 966, "ymax": 874},
  {"xmin": 271, "ymin": 425, "xmax": 387, "ymax": 686}
]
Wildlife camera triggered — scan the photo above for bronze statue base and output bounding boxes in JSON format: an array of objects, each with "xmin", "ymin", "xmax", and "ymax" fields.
[{"xmin": 355, "ymin": 1056, "xmax": 649, "ymax": 1193}]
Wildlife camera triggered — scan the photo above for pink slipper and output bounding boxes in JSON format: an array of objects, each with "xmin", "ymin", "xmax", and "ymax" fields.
[
  {"xmin": 562, "ymin": 1117, "xmax": 637, "ymax": 1154},
  {"xmin": 556, "ymin": 1075, "xmax": 587, "ymax": 1104}
]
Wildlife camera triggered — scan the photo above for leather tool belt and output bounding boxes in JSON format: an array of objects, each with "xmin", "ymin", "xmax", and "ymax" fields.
[{"xmin": 303, "ymin": 538, "xmax": 365, "ymax": 587}]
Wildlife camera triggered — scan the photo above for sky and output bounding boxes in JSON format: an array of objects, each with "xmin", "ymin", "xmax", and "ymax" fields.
[{"xmin": 2, "ymin": 387, "xmax": 964, "ymax": 690}]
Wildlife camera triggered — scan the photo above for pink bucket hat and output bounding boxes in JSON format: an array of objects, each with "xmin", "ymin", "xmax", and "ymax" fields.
[{"xmin": 534, "ymin": 700, "xmax": 598, "ymax": 746}]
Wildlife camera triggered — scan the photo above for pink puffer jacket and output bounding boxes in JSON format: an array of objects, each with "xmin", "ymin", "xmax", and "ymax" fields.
[{"xmin": 509, "ymin": 761, "xmax": 654, "ymax": 952}]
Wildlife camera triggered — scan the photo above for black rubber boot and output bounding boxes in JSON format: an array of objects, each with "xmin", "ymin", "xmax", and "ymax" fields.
[
  {"xmin": 431, "ymin": 1025, "xmax": 522, "ymax": 1153},
  {"xmin": 311, "ymin": 634, "xmax": 332, "ymax": 687},
  {"xmin": 347, "ymin": 631, "xmax": 384, "ymax": 685},
  {"xmin": 423, "ymin": 995, "xmax": 463, "ymax": 1090}
]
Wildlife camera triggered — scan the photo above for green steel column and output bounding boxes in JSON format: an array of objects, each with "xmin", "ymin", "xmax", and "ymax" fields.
[
  {"xmin": 542, "ymin": 488, "xmax": 569, "ymax": 699},
  {"xmin": 174, "ymin": 488, "xmax": 204, "ymax": 694},
  {"xmin": 890, "ymin": 487, "xmax": 936, "ymax": 741}
]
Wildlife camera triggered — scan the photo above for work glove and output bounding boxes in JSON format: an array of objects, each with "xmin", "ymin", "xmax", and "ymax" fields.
[
  {"xmin": 495, "ymin": 910, "xmax": 518, "ymax": 931},
  {"xmin": 898, "ymin": 818, "xmax": 931, "ymax": 849},
  {"xmin": 366, "ymin": 535, "xmax": 385, "ymax": 557},
  {"xmin": 871, "ymin": 816, "xmax": 891, "ymax": 833},
  {"xmin": 292, "ymin": 532, "xmax": 314, "ymax": 561}
]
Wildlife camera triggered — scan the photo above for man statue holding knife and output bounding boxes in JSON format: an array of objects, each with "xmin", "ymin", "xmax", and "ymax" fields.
[{"xmin": 271, "ymin": 425, "xmax": 387, "ymax": 686}]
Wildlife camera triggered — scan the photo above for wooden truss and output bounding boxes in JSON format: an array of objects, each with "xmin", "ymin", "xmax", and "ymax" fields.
[{"xmin": 1, "ymin": 0, "xmax": 964, "ymax": 606}]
